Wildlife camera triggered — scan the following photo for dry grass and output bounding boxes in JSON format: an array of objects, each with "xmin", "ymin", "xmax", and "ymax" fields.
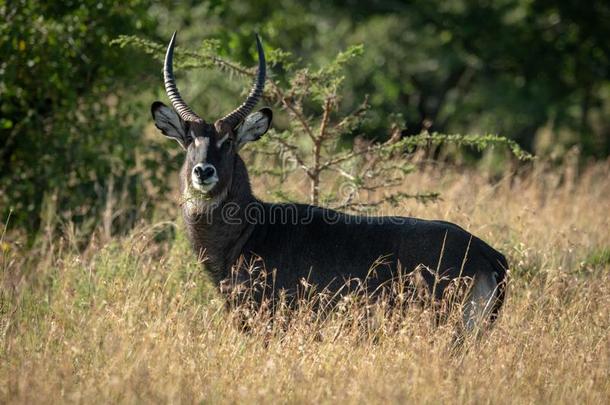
[{"xmin": 1, "ymin": 158, "xmax": 609, "ymax": 404}]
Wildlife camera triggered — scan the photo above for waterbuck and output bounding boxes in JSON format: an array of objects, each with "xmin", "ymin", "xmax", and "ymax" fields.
[{"xmin": 151, "ymin": 33, "xmax": 508, "ymax": 329}]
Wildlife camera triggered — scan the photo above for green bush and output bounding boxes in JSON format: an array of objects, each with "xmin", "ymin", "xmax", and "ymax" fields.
[{"xmin": 0, "ymin": 1, "xmax": 169, "ymax": 237}]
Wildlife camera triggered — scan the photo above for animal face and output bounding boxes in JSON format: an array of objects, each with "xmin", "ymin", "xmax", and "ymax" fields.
[
  {"xmin": 151, "ymin": 32, "xmax": 270, "ymax": 200},
  {"xmin": 151, "ymin": 102, "xmax": 272, "ymax": 198},
  {"xmin": 187, "ymin": 136, "xmax": 224, "ymax": 194}
]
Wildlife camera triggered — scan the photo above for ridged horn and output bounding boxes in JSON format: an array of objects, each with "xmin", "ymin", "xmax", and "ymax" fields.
[
  {"xmin": 164, "ymin": 31, "xmax": 204, "ymax": 123},
  {"xmin": 219, "ymin": 34, "xmax": 266, "ymax": 129}
]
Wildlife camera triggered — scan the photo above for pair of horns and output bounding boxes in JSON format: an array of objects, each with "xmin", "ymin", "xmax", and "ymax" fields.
[{"xmin": 163, "ymin": 32, "xmax": 266, "ymax": 129}]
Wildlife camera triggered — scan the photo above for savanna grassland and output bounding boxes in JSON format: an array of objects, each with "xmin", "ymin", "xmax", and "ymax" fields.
[{"xmin": 1, "ymin": 158, "xmax": 609, "ymax": 404}]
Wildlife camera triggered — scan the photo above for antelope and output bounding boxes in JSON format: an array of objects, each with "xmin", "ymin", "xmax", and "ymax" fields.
[{"xmin": 151, "ymin": 33, "xmax": 508, "ymax": 330}]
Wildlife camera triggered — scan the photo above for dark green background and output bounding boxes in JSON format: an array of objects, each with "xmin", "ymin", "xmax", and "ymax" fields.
[{"xmin": 2, "ymin": 0, "xmax": 609, "ymax": 233}]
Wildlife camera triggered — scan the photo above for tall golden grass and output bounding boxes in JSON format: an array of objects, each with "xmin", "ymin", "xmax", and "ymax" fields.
[{"xmin": 1, "ymin": 157, "xmax": 609, "ymax": 404}]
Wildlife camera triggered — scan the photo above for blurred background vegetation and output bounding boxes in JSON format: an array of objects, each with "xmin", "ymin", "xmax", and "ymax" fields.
[{"xmin": 1, "ymin": 0, "xmax": 609, "ymax": 239}]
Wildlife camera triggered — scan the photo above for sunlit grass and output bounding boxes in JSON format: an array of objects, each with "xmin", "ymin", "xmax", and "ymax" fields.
[{"xmin": 1, "ymin": 160, "xmax": 609, "ymax": 404}]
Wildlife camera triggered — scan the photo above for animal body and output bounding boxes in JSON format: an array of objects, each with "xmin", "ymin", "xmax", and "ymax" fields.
[{"xmin": 151, "ymin": 32, "xmax": 508, "ymax": 329}]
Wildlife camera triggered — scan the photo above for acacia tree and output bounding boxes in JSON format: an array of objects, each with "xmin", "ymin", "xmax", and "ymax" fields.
[{"xmin": 117, "ymin": 34, "xmax": 532, "ymax": 212}]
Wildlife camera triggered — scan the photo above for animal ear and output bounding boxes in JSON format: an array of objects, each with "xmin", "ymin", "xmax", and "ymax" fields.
[
  {"xmin": 235, "ymin": 108, "xmax": 272, "ymax": 150},
  {"xmin": 151, "ymin": 101, "xmax": 191, "ymax": 149}
]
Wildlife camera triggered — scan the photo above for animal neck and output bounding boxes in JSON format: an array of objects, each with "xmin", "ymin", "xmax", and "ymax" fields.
[{"xmin": 182, "ymin": 155, "xmax": 258, "ymax": 283}]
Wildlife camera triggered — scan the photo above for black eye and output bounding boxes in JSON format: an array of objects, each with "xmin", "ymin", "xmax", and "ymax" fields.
[{"xmin": 220, "ymin": 138, "xmax": 233, "ymax": 149}]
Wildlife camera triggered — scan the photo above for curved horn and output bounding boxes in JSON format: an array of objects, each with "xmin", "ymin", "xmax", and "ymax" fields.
[
  {"xmin": 164, "ymin": 31, "xmax": 204, "ymax": 123},
  {"xmin": 219, "ymin": 34, "xmax": 266, "ymax": 129}
]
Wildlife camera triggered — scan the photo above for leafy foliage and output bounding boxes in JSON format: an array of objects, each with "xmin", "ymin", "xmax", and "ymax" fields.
[
  {"xmin": 0, "ymin": 1, "xmax": 167, "ymax": 236},
  {"xmin": 2, "ymin": 0, "xmax": 608, "ymax": 236}
]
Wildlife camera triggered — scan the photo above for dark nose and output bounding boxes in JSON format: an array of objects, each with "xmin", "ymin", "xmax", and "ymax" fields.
[{"xmin": 194, "ymin": 164, "xmax": 216, "ymax": 182}]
